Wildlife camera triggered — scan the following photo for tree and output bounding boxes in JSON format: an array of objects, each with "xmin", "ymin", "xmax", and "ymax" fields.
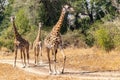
[
  {"xmin": 40, "ymin": 0, "xmax": 66, "ymax": 26},
  {"xmin": 111, "ymin": 0, "xmax": 120, "ymax": 13},
  {"xmin": 0, "ymin": 0, "xmax": 6, "ymax": 23},
  {"xmin": 0, "ymin": 0, "xmax": 14, "ymax": 34},
  {"xmin": 16, "ymin": 9, "xmax": 30, "ymax": 34}
]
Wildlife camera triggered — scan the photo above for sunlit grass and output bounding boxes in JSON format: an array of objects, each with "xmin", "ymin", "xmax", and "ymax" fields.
[
  {"xmin": 0, "ymin": 63, "xmax": 79, "ymax": 80},
  {"xmin": 1, "ymin": 47, "xmax": 120, "ymax": 79},
  {"xmin": 1, "ymin": 47, "xmax": 120, "ymax": 72}
]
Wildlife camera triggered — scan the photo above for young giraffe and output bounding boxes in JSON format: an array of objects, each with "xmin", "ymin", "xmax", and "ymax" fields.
[
  {"xmin": 10, "ymin": 16, "xmax": 30, "ymax": 68},
  {"xmin": 33, "ymin": 22, "xmax": 43, "ymax": 65},
  {"xmin": 44, "ymin": 4, "xmax": 74, "ymax": 74}
]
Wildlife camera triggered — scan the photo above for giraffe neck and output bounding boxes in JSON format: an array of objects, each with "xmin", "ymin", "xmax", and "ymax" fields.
[
  {"xmin": 12, "ymin": 20, "xmax": 20, "ymax": 38},
  {"xmin": 36, "ymin": 27, "xmax": 41, "ymax": 41},
  {"xmin": 51, "ymin": 9, "xmax": 66, "ymax": 34}
]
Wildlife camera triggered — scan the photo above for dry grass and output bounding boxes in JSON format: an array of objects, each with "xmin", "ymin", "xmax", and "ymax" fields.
[
  {"xmin": 1, "ymin": 47, "xmax": 120, "ymax": 79},
  {"xmin": 1, "ymin": 47, "xmax": 120, "ymax": 72},
  {"xmin": 64, "ymin": 47, "xmax": 120, "ymax": 71},
  {"xmin": 0, "ymin": 63, "xmax": 79, "ymax": 80}
]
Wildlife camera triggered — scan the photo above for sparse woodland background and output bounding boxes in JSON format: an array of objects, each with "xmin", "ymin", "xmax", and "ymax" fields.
[{"xmin": 0, "ymin": 0, "xmax": 120, "ymax": 52}]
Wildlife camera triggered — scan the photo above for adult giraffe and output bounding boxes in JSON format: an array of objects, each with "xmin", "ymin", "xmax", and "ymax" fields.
[
  {"xmin": 44, "ymin": 4, "xmax": 74, "ymax": 74},
  {"xmin": 10, "ymin": 16, "xmax": 29, "ymax": 68}
]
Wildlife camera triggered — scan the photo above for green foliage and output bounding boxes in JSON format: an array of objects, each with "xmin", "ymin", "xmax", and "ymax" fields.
[
  {"xmin": 114, "ymin": 33, "xmax": 120, "ymax": 49},
  {"xmin": 0, "ymin": 0, "xmax": 14, "ymax": 34},
  {"xmin": 95, "ymin": 27, "xmax": 114, "ymax": 51},
  {"xmin": 40, "ymin": 0, "xmax": 66, "ymax": 26},
  {"xmin": 16, "ymin": 9, "xmax": 29, "ymax": 34},
  {"xmin": 0, "ymin": 0, "xmax": 6, "ymax": 22},
  {"xmin": 25, "ymin": 25, "xmax": 37, "ymax": 43},
  {"xmin": 80, "ymin": 17, "xmax": 90, "ymax": 35},
  {"xmin": 38, "ymin": 3, "xmax": 47, "ymax": 25},
  {"xmin": 0, "ymin": 40, "xmax": 4, "ymax": 48},
  {"xmin": 0, "ymin": 26, "xmax": 14, "ymax": 51},
  {"xmin": 0, "ymin": 0, "xmax": 120, "ymax": 51},
  {"xmin": 71, "ymin": 0, "xmax": 84, "ymax": 13},
  {"xmin": 3, "ymin": 40, "xmax": 14, "ymax": 51},
  {"xmin": 104, "ymin": 20, "xmax": 120, "ymax": 50},
  {"xmin": 63, "ymin": 30, "xmax": 86, "ymax": 47},
  {"xmin": 85, "ymin": 33, "xmax": 94, "ymax": 47}
]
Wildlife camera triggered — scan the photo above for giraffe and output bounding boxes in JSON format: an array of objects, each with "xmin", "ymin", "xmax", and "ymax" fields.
[
  {"xmin": 10, "ymin": 16, "xmax": 30, "ymax": 68},
  {"xmin": 33, "ymin": 22, "xmax": 43, "ymax": 65},
  {"xmin": 44, "ymin": 4, "xmax": 74, "ymax": 74}
]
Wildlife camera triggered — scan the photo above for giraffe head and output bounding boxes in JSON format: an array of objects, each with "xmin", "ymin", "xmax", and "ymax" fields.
[
  {"xmin": 39, "ymin": 22, "xmax": 43, "ymax": 28},
  {"xmin": 62, "ymin": 4, "xmax": 74, "ymax": 13},
  {"xmin": 10, "ymin": 16, "xmax": 16, "ymax": 22}
]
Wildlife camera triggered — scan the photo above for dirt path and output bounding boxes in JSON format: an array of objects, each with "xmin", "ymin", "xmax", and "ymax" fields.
[{"xmin": 0, "ymin": 59, "xmax": 120, "ymax": 80}]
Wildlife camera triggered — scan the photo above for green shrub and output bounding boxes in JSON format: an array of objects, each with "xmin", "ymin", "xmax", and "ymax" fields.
[
  {"xmin": 0, "ymin": 40, "xmax": 4, "ymax": 49},
  {"xmin": 95, "ymin": 28, "xmax": 114, "ymax": 51},
  {"xmin": 0, "ymin": 26, "xmax": 14, "ymax": 51},
  {"xmin": 0, "ymin": 39, "xmax": 14, "ymax": 51},
  {"xmin": 85, "ymin": 33, "xmax": 95, "ymax": 47},
  {"xmin": 16, "ymin": 8, "xmax": 30, "ymax": 35},
  {"xmin": 3, "ymin": 40, "xmax": 14, "ymax": 51}
]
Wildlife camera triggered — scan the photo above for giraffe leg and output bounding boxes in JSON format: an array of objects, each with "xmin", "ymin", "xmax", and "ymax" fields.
[
  {"xmin": 20, "ymin": 48, "xmax": 24, "ymax": 66},
  {"xmin": 14, "ymin": 47, "xmax": 18, "ymax": 67},
  {"xmin": 39, "ymin": 45, "xmax": 43, "ymax": 64},
  {"xmin": 36, "ymin": 47, "xmax": 39, "ymax": 65},
  {"xmin": 40, "ymin": 45, "xmax": 42, "ymax": 56},
  {"xmin": 34, "ymin": 47, "xmax": 37, "ymax": 65},
  {"xmin": 52, "ymin": 48, "xmax": 57, "ymax": 75},
  {"xmin": 26, "ymin": 46, "xmax": 30, "ymax": 67},
  {"xmin": 22, "ymin": 49, "xmax": 26, "ymax": 68},
  {"xmin": 59, "ymin": 46, "xmax": 66, "ymax": 74},
  {"xmin": 46, "ymin": 47, "xmax": 52, "ymax": 74}
]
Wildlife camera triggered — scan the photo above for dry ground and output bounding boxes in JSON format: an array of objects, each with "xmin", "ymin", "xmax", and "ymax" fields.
[
  {"xmin": 1, "ymin": 47, "xmax": 120, "ymax": 80},
  {"xmin": 0, "ymin": 63, "xmax": 80, "ymax": 80}
]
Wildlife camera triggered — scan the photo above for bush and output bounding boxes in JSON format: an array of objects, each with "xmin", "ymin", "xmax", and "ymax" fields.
[
  {"xmin": 16, "ymin": 9, "xmax": 30, "ymax": 35},
  {"xmin": 95, "ymin": 27, "xmax": 114, "ymax": 51},
  {"xmin": 3, "ymin": 40, "xmax": 14, "ymax": 51},
  {"xmin": 0, "ymin": 26, "xmax": 14, "ymax": 51},
  {"xmin": 0, "ymin": 40, "xmax": 4, "ymax": 49},
  {"xmin": 0, "ymin": 39, "xmax": 14, "ymax": 51},
  {"xmin": 62, "ymin": 30, "xmax": 87, "ymax": 48},
  {"xmin": 85, "ymin": 33, "xmax": 95, "ymax": 47}
]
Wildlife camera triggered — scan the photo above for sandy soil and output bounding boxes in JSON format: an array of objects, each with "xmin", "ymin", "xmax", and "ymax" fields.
[
  {"xmin": 0, "ymin": 59, "xmax": 120, "ymax": 80},
  {"xmin": 1, "ymin": 48, "xmax": 120, "ymax": 80}
]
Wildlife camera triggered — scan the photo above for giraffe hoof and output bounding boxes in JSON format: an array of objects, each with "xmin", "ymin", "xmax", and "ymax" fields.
[
  {"xmin": 13, "ymin": 65, "xmax": 16, "ymax": 68},
  {"xmin": 49, "ymin": 71, "xmax": 53, "ymax": 75},
  {"xmin": 39, "ymin": 61, "xmax": 43, "ymax": 65},
  {"xmin": 61, "ymin": 71, "xmax": 64, "ymax": 74},
  {"xmin": 56, "ymin": 70, "xmax": 61, "ymax": 75},
  {"xmin": 52, "ymin": 71, "xmax": 57, "ymax": 75},
  {"xmin": 35, "ymin": 63, "xmax": 39, "ymax": 66},
  {"xmin": 22, "ymin": 66, "xmax": 25, "ymax": 68},
  {"xmin": 22, "ymin": 65, "xmax": 26, "ymax": 68}
]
